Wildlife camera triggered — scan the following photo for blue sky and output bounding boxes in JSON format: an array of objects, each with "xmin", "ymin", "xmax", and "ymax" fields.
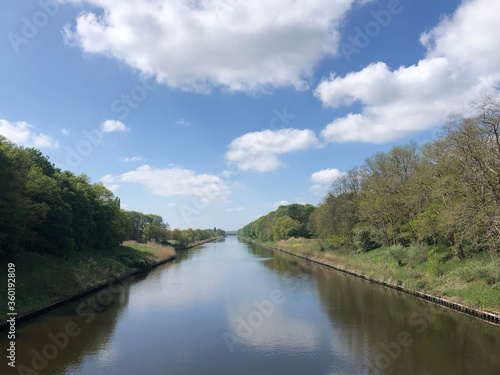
[{"xmin": 1, "ymin": 0, "xmax": 499, "ymax": 230}]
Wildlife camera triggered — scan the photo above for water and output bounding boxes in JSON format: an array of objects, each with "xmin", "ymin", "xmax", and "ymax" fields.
[{"xmin": 3, "ymin": 237, "xmax": 500, "ymax": 374}]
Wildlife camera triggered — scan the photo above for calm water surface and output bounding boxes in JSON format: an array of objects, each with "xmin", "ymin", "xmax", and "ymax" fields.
[{"xmin": 3, "ymin": 237, "xmax": 500, "ymax": 374}]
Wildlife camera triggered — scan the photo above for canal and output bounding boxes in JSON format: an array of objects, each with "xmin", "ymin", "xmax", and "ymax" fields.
[{"xmin": 3, "ymin": 237, "xmax": 500, "ymax": 374}]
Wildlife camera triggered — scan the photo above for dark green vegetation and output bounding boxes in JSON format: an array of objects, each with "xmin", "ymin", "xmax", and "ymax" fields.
[
  {"xmin": 240, "ymin": 98, "xmax": 500, "ymax": 313},
  {"xmin": 0, "ymin": 138, "xmax": 130, "ymax": 256},
  {"xmin": 125, "ymin": 210, "xmax": 225, "ymax": 249},
  {"xmin": 0, "ymin": 136, "xmax": 224, "ymax": 256},
  {"xmin": 239, "ymin": 203, "xmax": 316, "ymax": 241},
  {"xmin": 0, "ymin": 242, "xmax": 175, "ymax": 319},
  {"xmin": 0, "ymin": 138, "xmax": 223, "ymax": 318}
]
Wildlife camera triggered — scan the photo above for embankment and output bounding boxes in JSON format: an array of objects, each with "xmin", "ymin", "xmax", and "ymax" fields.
[
  {"xmin": 0, "ymin": 236, "xmax": 223, "ymax": 329},
  {"xmin": 240, "ymin": 237, "xmax": 500, "ymax": 327}
]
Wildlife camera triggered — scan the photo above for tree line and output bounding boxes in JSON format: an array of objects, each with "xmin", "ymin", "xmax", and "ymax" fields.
[
  {"xmin": 240, "ymin": 97, "xmax": 500, "ymax": 260},
  {"xmin": 238, "ymin": 203, "xmax": 316, "ymax": 242},
  {"xmin": 0, "ymin": 137, "xmax": 223, "ymax": 257},
  {"xmin": 126, "ymin": 210, "xmax": 225, "ymax": 248}
]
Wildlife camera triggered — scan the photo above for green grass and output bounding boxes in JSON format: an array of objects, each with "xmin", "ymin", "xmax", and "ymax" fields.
[
  {"xmin": 265, "ymin": 238, "xmax": 500, "ymax": 314},
  {"xmin": 0, "ymin": 242, "xmax": 175, "ymax": 321}
]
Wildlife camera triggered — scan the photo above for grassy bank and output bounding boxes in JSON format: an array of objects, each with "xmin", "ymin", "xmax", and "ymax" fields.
[
  {"xmin": 0, "ymin": 241, "xmax": 176, "ymax": 321},
  {"xmin": 245, "ymin": 237, "xmax": 500, "ymax": 315}
]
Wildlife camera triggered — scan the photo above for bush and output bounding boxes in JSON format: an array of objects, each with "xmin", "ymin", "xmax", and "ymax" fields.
[
  {"xmin": 354, "ymin": 227, "xmax": 383, "ymax": 252},
  {"xmin": 119, "ymin": 254, "xmax": 150, "ymax": 271},
  {"xmin": 285, "ymin": 227, "xmax": 299, "ymax": 239},
  {"xmin": 456, "ymin": 261, "xmax": 498, "ymax": 285},
  {"xmin": 406, "ymin": 244, "xmax": 429, "ymax": 265},
  {"xmin": 388, "ymin": 245, "xmax": 406, "ymax": 266},
  {"xmin": 329, "ymin": 235, "xmax": 348, "ymax": 251},
  {"xmin": 427, "ymin": 247, "xmax": 442, "ymax": 276}
]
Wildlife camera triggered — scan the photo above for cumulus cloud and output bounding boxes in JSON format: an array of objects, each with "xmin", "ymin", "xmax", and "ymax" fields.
[
  {"xmin": 311, "ymin": 168, "xmax": 345, "ymax": 184},
  {"xmin": 61, "ymin": 0, "xmax": 363, "ymax": 93},
  {"xmin": 310, "ymin": 184, "xmax": 329, "ymax": 197},
  {"xmin": 272, "ymin": 200, "xmax": 290, "ymax": 208},
  {"xmin": 101, "ymin": 120, "xmax": 130, "ymax": 133},
  {"xmin": 0, "ymin": 119, "xmax": 59, "ymax": 149},
  {"xmin": 104, "ymin": 165, "xmax": 231, "ymax": 205},
  {"xmin": 120, "ymin": 156, "xmax": 149, "ymax": 162},
  {"xmin": 226, "ymin": 128, "xmax": 320, "ymax": 172},
  {"xmin": 310, "ymin": 168, "xmax": 345, "ymax": 196},
  {"xmin": 106, "ymin": 184, "xmax": 121, "ymax": 193},
  {"xmin": 315, "ymin": 0, "xmax": 500, "ymax": 143}
]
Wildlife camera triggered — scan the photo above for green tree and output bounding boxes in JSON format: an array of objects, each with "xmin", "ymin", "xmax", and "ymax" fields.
[{"xmin": 272, "ymin": 216, "xmax": 302, "ymax": 240}]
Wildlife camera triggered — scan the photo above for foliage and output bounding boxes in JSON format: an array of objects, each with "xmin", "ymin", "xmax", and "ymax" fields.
[
  {"xmin": 427, "ymin": 247, "xmax": 443, "ymax": 276},
  {"xmin": 240, "ymin": 96, "xmax": 500, "ymax": 266},
  {"xmin": 0, "ymin": 137, "xmax": 130, "ymax": 256},
  {"xmin": 238, "ymin": 203, "xmax": 316, "ymax": 242},
  {"xmin": 272, "ymin": 216, "xmax": 301, "ymax": 240},
  {"xmin": 125, "ymin": 211, "xmax": 169, "ymax": 242},
  {"xmin": 353, "ymin": 227, "xmax": 383, "ymax": 252}
]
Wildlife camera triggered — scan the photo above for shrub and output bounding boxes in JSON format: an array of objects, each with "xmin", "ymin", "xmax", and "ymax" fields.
[
  {"xmin": 406, "ymin": 244, "xmax": 429, "ymax": 265},
  {"xmin": 427, "ymin": 247, "xmax": 442, "ymax": 276},
  {"xmin": 329, "ymin": 235, "xmax": 348, "ymax": 251},
  {"xmin": 388, "ymin": 245, "xmax": 406, "ymax": 266},
  {"xmin": 456, "ymin": 261, "xmax": 498, "ymax": 285},
  {"xmin": 285, "ymin": 227, "xmax": 299, "ymax": 239},
  {"xmin": 354, "ymin": 227, "xmax": 383, "ymax": 252},
  {"xmin": 119, "ymin": 254, "xmax": 150, "ymax": 271}
]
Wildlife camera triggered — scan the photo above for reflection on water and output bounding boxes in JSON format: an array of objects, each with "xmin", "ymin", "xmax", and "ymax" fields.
[{"xmin": 2, "ymin": 237, "xmax": 499, "ymax": 375}]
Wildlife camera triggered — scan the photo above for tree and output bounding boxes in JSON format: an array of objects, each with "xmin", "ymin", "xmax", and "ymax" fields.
[
  {"xmin": 360, "ymin": 142, "xmax": 421, "ymax": 246},
  {"xmin": 142, "ymin": 224, "xmax": 170, "ymax": 243},
  {"xmin": 126, "ymin": 211, "xmax": 169, "ymax": 242},
  {"xmin": 0, "ymin": 137, "xmax": 23, "ymax": 256},
  {"xmin": 272, "ymin": 216, "xmax": 302, "ymax": 240}
]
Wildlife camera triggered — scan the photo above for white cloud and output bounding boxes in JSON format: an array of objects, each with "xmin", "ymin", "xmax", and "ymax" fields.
[
  {"xmin": 99, "ymin": 175, "xmax": 121, "ymax": 192},
  {"xmin": 61, "ymin": 128, "xmax": 70, "ymax": 135},
  {"xmin": 272, "ymin": 200, "xmax": 290, "ymax": 208},
  {"xmin": 311, "ymin": 168, "xmax": 345, "ymax": 184},
  {"xmin": 121, "ymin": 156, "xmax": 149, "ymax": 162},
  {"xmin": 106, "ymin": 184, "xmax": 121, "ymax": 193},
  {"xmin": 100, "ymin": 174, "xmax": 116, "ymax": 184},
  {"xmin": 226, "ymin": 207, "xmax": 243, "ymax": 212},
  {"xmin": 168, "ymin": 202, "xmax": 178, "ymax": 207},
  {"xmin": 175, "ymin": 119, "xmax": 191, "ymax": 127},
  {"xmin": 310, "ymin": 184, "xmax": 330, "ymax": 197},
  {"xmin": 101, "ymin": 119, "xmax": 130, "ymax": 133},
  {"xmin": 0, "ymin": 119, "xmax": 59, "ymax": 149},
  {"xmin": 62, "ymin": 0, "xmax": 363, "ymax": 93},
  {"xmin": 107, "ymin": 165, "xmax": 231, "ymax": 206},
  {"xmin": 310, "ymin": 184, "xmax": 325, "ymax": 192},
  {"xmin": 315, "ymin": 0, "xmax": 500, "ymax": 143},
  {"xmin": 233, "ymin": 181, "xmax": 245, "ymax": 190},
  {"xmin": 226, "ymin": 128, "xmax": 320, "ymax": 172}
]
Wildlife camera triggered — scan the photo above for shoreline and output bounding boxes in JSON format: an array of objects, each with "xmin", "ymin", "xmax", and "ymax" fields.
[
  {"xmin": 0, "ymin": 236, "xmax": 223, "ymax": 330},
  {"xmin": 240, "ymin": 236, "xmax": 500, "ymax": 328}
]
